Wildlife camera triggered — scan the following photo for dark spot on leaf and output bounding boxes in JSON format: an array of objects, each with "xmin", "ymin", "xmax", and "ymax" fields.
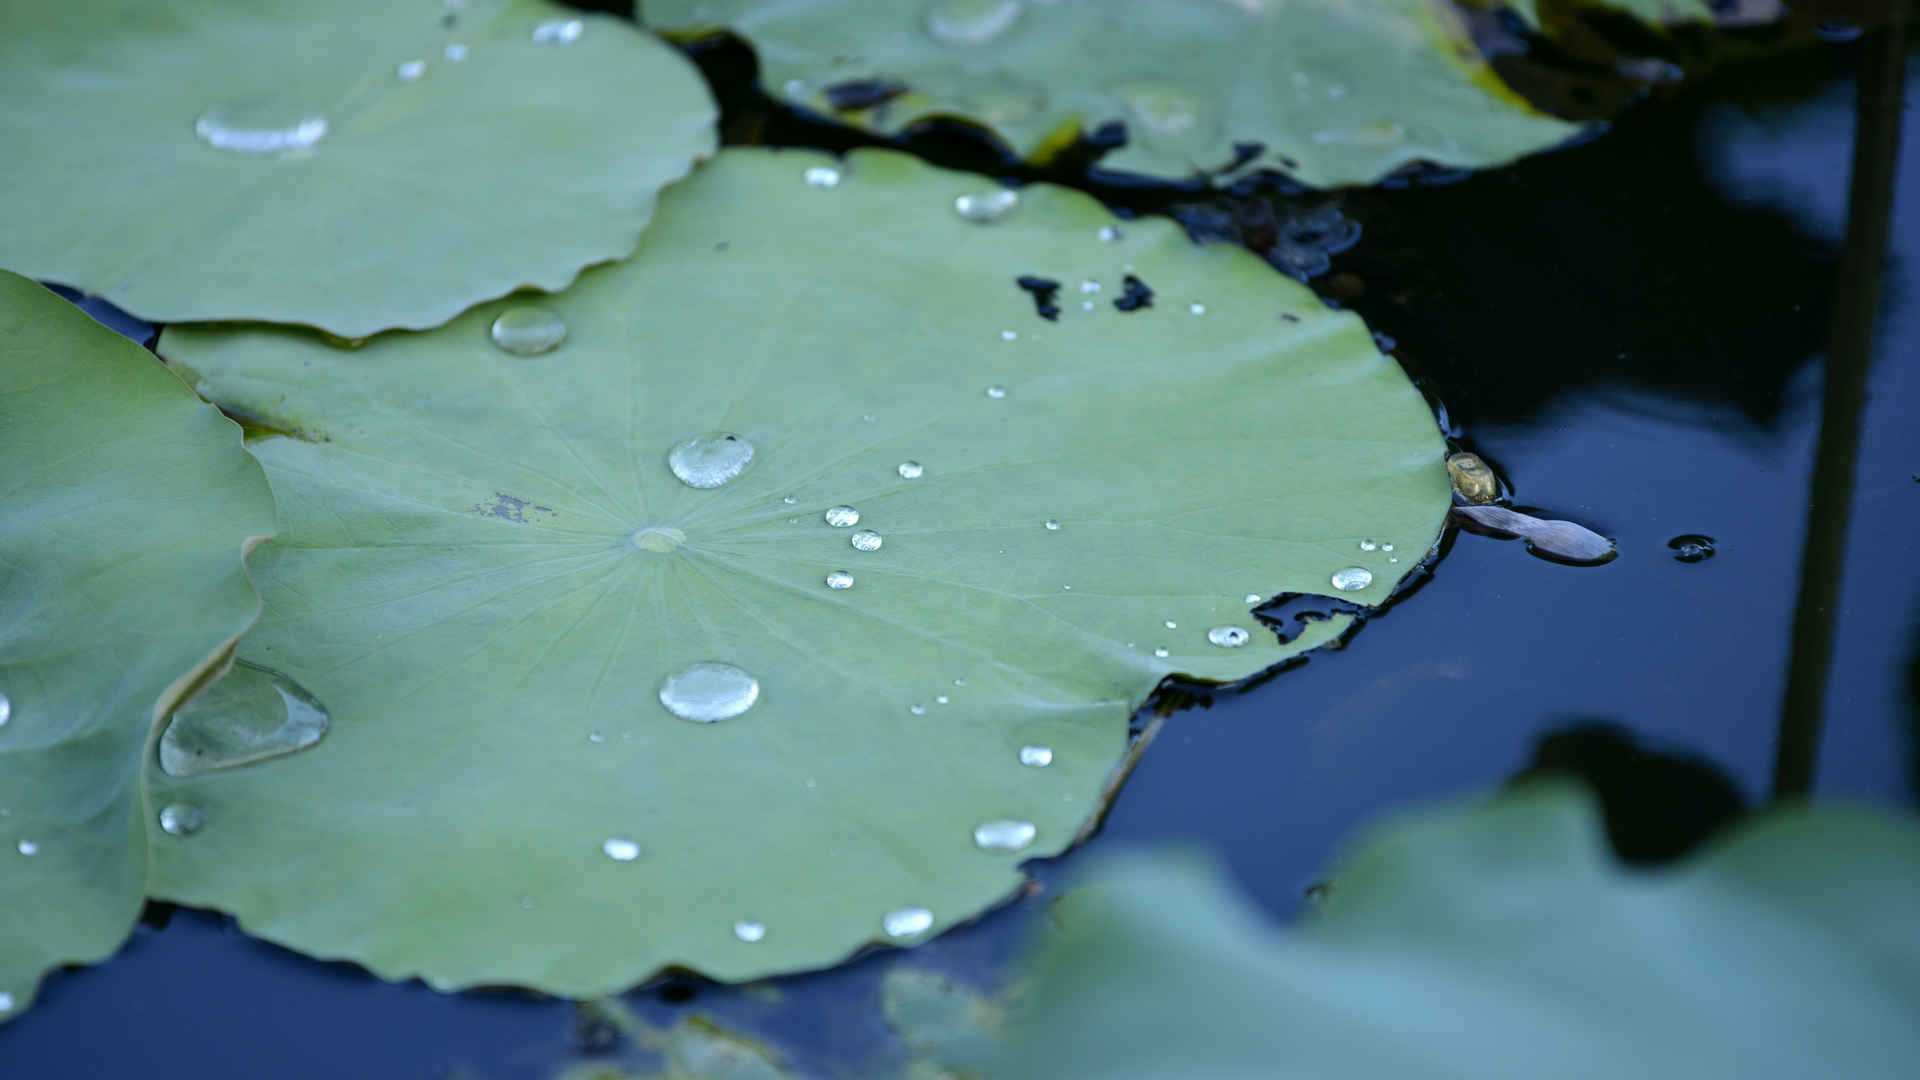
[
  {"xmin": 474, "ymin": 492, "xmax": 556, "ymax": 524},
  {"xmin": 1014, "ymin": 275, "xmax": 1062, "ymax": 321},
  {"xmin": 1280, "ymin": 312, "xmax": 1301, "ymax": 323},
  {"xmin": 1113, "ymin": 274, "xmax": 1154, "ymax": 312},
  {"xmin": 824, "ymin": 78, "xmax": 906, "ymax": 111}
]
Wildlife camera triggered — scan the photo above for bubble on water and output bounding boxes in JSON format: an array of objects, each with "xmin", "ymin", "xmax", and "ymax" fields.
[
  {"xmin": 850, "ymin": 529, "xmax": 884, "ymax": 552},
  {"xmin": 1668, "ymin": 534, "xmax": 1716, "ymax": 563},
  {"xmin": 733, "ymin": 920, "xmax": 766, "ymax": 943},
  {"xmin": 160, "ymin": 661, "xmax": 329, "ymax": 777},
  {"xmin": 804, "ymin": 166, "xmax": 842, "ymax": 188},
  {"xmin": 1043, "ymin": 519, "xmax": 1061, "ymax": 531},
  {"xmin": 158, "ymin": 803, "xmax": 204, "ymax": 836},
  {"xmin": 668, "ymin": 432, "xmax": 755, "ymax": 489},
  {"xmin": 602, "ymin": 837, "xmax": 641, "ymax": 861},
  {"xmin": 632, "ymin": 526, "xmax": 685, "ymax": 553},
  {"xmin": 444, "ymin": 43, "xmax": 469, "ymax": 61},
  {"xmin": 925, "ymin": 0, "xmax": 1024, "ymax": 45},
  {"xmin": 532, "ymin": 18, "xmax": 583, "ymax": 43},
  {"xmin": 1189, "ymin": 302, "xmax": 1206, "ymax": 315},
  {"xmin": 1098, "ymin": 225, "xmax": 1124, "ymax": 243},
  {"xmin": 824, "ymin": 505, "xmax": 860, "ymax": 527},
  {"xmin": 194, "ymin": 102, "xmax": 328, "ymax": 154},
  {"xmin": 825, "ymin": 570, "xmax": 854, "ymax": 590},
  {"xmin": 986, "ymin": 385, "xmax": 1007, "ymax": 399},
  {"xmin": 1330, "ymin": 566, "xmax": 1373, "ymax": 591},
  {"xmin": 658, "ymin": 662, "xmax": 760, "ymax": 722},
  {"xmin": 489, "ymin": 305, "xmax": 567, "ymax": 355},
  {"xmin": 972, "ymin": 819, "xmax": 1036, "ymax": 852},
  {"xmin": 1207, "ymin": 626, "xmax": 1250, "ymax": 648},
  {"xmin": 1245, "ymin": 593, "xmax": 1262, "ymax": 604},
  {"xmin": 397, "ymin": 59, "xmax": 427, "ymax": 82},
  {"xmin": 883, "ymin": 906, "xmax": 934, "ymax": 939},
  {"xmin": 16, "ymin": 840, "xmax": 37, "ymax": 856},
  {"xmin": 954, "ymin": 188, "xmax": 1019, "ymax": 223},
  {"xmin": 1152, "ymin": 647, "xmax": 1170, "ymax": 659},
  {"xmin": 898, "ymin": 461, "xmax": 924, "ymax": 479},
  {"xmin": 1019, "ymin": 744, "xmax": 1053, "ymax": 767}
]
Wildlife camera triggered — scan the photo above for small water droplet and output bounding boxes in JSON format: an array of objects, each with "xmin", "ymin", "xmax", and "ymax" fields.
[
  {"xmin": 397, "ymin": 59, "xmax": 427, "ymax": 82},
  {"xmin": 588, "ymin": 731, "xmax": 605, "ymax": 743},
  {"xmin": 1163, "ymin": 620, "xmax": 1177, "ymax": 629},
  {"xmin": 898, "ymin": 461, "xmax": 924, "ymax": 479},
  {"xmin": 850, "ymin": 529, "xmax": 884, "ymax": 552},
  {"xmin": 1330, "ymin": 566, "xmax": 1373, "ymax": 591},
  {"xmin": 1382, "ymin": 543, "xmax": 1394, "ymax": 552},
  {"xmin": 658, "ymin": 662, "xmax": 760, "ymax": 722},
  {"xmin": 1080, "ymin": 280, "xmax": 1101, "ymax": 294},
  {"xmin": 1152, "ymin": 647, "xmax": 1170, "ymax": 659},
  {"xmin": 667, "ymin": 432, "xmax": 755, "ymax": 489},
  {"xmin": 158, "ymin": 803, "xmax": 204, "ymax": 836},
  {"xmin": 1042, "ymin": 519, "xmax": 1061, "ymax": 531},
  {"xmin": 1668, "ymin": 534, "xmax": 1716, "ymax": 563},
  {"xmin": 193, "ymin": 102, "xmax": 328, "ymax": 154},
  {"xmin": 824, "ymin": 505, "xmax": 860, "ymax": 527},
  {"xmin": 16, "ymin": 840, "xmax": 37, "ymax": 856},
  {"xmin": 1389, "ymin": 556, "xmax": 1399, "ymax": 564},
  {"xmin": 954, "ymin": 188, "xmax": 1019, "ymax": 223},
  {"xmin": 1000, "ymin": 329, "xmax": 1018, "ymax": 342},
  {"xmin": 160, "ymin": 661, "xmax": 329, "ymax": 777},
  {"xmin": 924, "ymin": 0, "xmax": 1024, "ymax": 45},
  {"xmin": 1359, "ymin": 539, "xmax": 1377, "ymax": 551},
  {"xmin": 825, "ymin": 570, "xmax": 854, "ymax": 590},
  {"xmin": 910, "ymin": 704, "xmax": 926, "ymax": 715},
  {"xmin": 519, "ymin": 896, "xmax": 536, "ymax": 910},
  {"xmin": 489, "ymin": 305, "xmax": 567, "ymax": 355},
  {"xmin": 1081, "ymin": 300, "xmax": 1095, "ymax": 311},
  {"xmin": 1098, "ymin": 225, "xmax": 1124, "ymax": 243},
  {"xmin": 804, "ymin": 165, "xmax": 842, "ymax": 188},
  {"xmin": 1245, "ymin": 593, "xmax": 1262, "ymax": 604},
  {"xmin": 602, "ymin": 837, "xmax": 641, "ymax": 861},
  {"xmin": 935, "ymin": 695, "xmax": 950, "ymax": 705},
  {"xmin": 985, "ymin": 385, "xmax": 1007, "ymax": 399},
  {"xmin": 0, "ymin": 692, "xmax": 10, "ymax": 728},
  {"xmin": 972, "ymin": 819, "xmax": 1036, "ymax": 852},
  {"xmin": 1207, "ymin": 626, "xmax": 1250, "ymax": 648},
  {"xmin": 883, "ymin": 906, "xmax": 934, "ymax": 939},
  {"xmin": 1189, "ymin": 302, "xmax": 1206, "ymax": 315},
  {"xmin": 953, "ymin": 678, "xmax": 966, "ymax": 687},
  {"xmin": 531, "ymin": 18, "xmax": 583, "ymax": 43},
  {"xmin": 783, "ymin": 495, "xmax": 798, "ymax": 505},
  {"xmin": 444, "ymin": 43, "xmax": 469, "ymax": 61},
  {"xmin": 733, "ymin": 920, "xmax": 766, "ymax": 942},
  {"xmin": 1019, "ymin": 744, "xmax": 1053, "ymax": 767}
]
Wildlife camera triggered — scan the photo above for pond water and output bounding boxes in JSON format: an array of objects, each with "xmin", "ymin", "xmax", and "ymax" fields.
[{"xmin": 5, "ymin": 31, "xmax": 1915, "ymax": 1080}]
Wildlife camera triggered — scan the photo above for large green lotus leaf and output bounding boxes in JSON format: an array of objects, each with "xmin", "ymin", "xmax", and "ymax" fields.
[
  {"xmin": 0, "ymin": 272, "xmax": 275, "ymax": 1020},
  {"xmin": 154, "ymin": 147, "xmax": 1447, "ymax": 992},
  {"xmin": 993, "ymin": 786, "xmax": 1920, "ymax": 1079},
  {"xmin": 0, "ymin": 0, "xmax": 716, "ymax": 336},
  {"xmin": 645, "ymin": 0, "xmax": 1579, "ymax": 188}
]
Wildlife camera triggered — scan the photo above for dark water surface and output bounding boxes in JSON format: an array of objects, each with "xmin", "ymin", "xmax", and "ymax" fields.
[{"xmin": 5, "ymin": 38, "xmax": 1916, "ymax": 1080}]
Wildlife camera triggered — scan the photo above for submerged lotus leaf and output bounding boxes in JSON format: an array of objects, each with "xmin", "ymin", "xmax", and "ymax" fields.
[
  {"xmin": 0, "ymin": 272, "xmax": 275, "ymax": 1019},
  {"xmin": 155, "ymin": 148, "xmax": 1448, "ymax": 992},
  {"xmin": 1486, "ymin": 0, "xmax": 1787, "ymax": 31},
  {"xmin": 0, "ymin": 0, "xmax": 716, "ymax": 336},
  {"xmin": 994, "ymin": 785, "xmax": 1920, "ymax": 1078},
  {"xmin": 645, "ymin": 0, "xmax": 1579, "ymax": 188}
]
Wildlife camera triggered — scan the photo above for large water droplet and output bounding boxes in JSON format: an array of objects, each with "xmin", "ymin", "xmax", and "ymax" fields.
[
  {"xmin": 658, "ymin": 662, "xmax": 760, "ymax": 723},
  {"xmin": 825, "ymin": 570, "xmax": 854, "ymax": 590},
  {"xmin": 194, "ymin": 102, "xmax": 328, "ymax": 154},
  {"xmin": 159, "ymin": 661, "xmax": 329, "ymax": 777},
  {"xmin": 632, "ymin": 525, "xmax": 685, "ymax": 553},
  {"xmin": 804, "ymin": 166, "xmax": 842, "ymax": 188},
  {"xmin": 883, "ymin": 906, "xmax": 934, "ymax": 939},
  {"xmin": 924, "ymin": 0, "xmax": 1024, "ymax": 44},
  {"xmin": 850, "ymin": 529, "xmax": 884, "ymax": 552},
  {"xmin": 1330, "ymin": 566, "xmax": 1373, "ymax": 591},
  {"xmin": 489, "ymin": 306, "xmax": 567, "ymax": 355},
  {"xmin": 16, "ymin": 840, "xmax": 37, "ymax": 856},
  {"xmin": 532, "ymin": 18, "xmax": 583, "ymax": 43},
  {"xmin": 897, "ymin": 461, "xmax": 924, "ymax": 479},
  {"xmin": 668, "ymin": 432, "xmax": 755, "ymax": 489},
  {"xmin": 158, "ymin": 803, "xmax": 204, "ymax": 836},
  {"xmin": 824, "ymin": 505, "xmax": 861, "ymax": 527},
  {"xmin": 972, "ymin": 819, "xmax": 1037, "ymax": 852},
  {"xmin": 1019, "ymin": 744, "xmax": 1053, "ymax": 767},
  {"xmin": 602, "ymin": 837, "xmax": 641, "ymax": 861},
  {"xmin": 954, "ymin": 188, "xmax": 1019, "ymax": 223},
  {"xmin": 1207, "ymin": 626, "xmax": 1250, "ymax": 648},
  {"xmin": 733, "ymin": 920, "xmax": 766, "ymax": 942}
]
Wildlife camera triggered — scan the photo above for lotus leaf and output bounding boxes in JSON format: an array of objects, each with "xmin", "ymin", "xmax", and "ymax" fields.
[
  {"xmin": 155, "ymin": 147, "xmax": 1448, "ymax": 992},
  {"xmin": 0, "ymin": 0, "xmax": 717, "ymax": 336},
  {"xmin": 994, "ymin": 785, "xmax": 1920, "ymax": 1078},
  {"xmin": 645, "ymin": 0, "xmax": 1580, "ymax": 188},
  {"xmin": 0, "ymin": 271, "xmax": 275, "ymax": 1020},
  {"xmin": 1487, "ymin": 0, "xmax": 1786, "ymax": 31}
]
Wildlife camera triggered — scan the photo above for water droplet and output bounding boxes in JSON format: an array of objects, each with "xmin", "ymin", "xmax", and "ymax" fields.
[
  {"xmin": 850, "ymin": 529, "xmax": 884, "ymax": 552},
  {"xmin": 898, "ymin": 461, "xmax": 924, "ymax": 479},
  {"xmin": 1098, "ymin": 225, "xmax": 1124, "ymax": 243},
  {"xmin": 602, "ymin": 837, "xmax": 641, "ymax": 861},
  {"xmin": 924, "ymin": 0, "xmax": 1024, "ymax": 45},
  {"xmin": 159, "ymin": 661, "xmax": 329, "ymax": 777},
  {"xmin": 953, "ymin": 678, "xmax": 967, "ymax": 687},
  {"xmin": 1244, "ymin": 593, "xmax": 1262, "ymax": 604},
  {"xmin": 935, "ymin": 695, "xmax": 950, "ymax": 705},
  {"xmin": 825, "ymin": 570, "xmax": 854, "ymax": 590},
  {"xmin": 783, "ymin": 495, "xmax": 798, "ymax": 505},
  {"xmin": 1000, "ymin": 330, "xmax": 1018, "ymax": 342},
  {"xmin": 659, "ymin": 662, "xmax": 760, "ymax": 723},
  {"xmin": 1081, "ymin": 300, "xmax": 1095, "ymax": 311},
  {"xmin": 16, "ymin": 840, "xmax": 37, "ymax": 856},
  {"xmin": 910, "ymin": 703, "xmax": 926, "ymax": 715},
  {"xmin": 954, "ymin": 188, "xmax": 1019, "ymax": 223},
  {"xmin": 804, "ymin": 165, "xmax": 842, "ymax": 188},
  {"xmin": 632, "ymin": 525, "xmax": 685, "ymax": 553},
  {"xmin": 972, "ymin": 819, "xmax": 1036, "ymax": 852},
  {"xmin": 1043, "ymin": 519, "xmax": 1060, "ymax": 530},
  {"xmin": 667, "ymin": 432, "xmax": 755, "ymax": 489},
  {"xmin": 985, "ymin": 385, "xmax": 1007, "ymax": 399},
  {"xmin": 1207, "ymin": 626, "xmax": 1250, "ymax": 648},
  {"xmin": 588, "ymin": 731, "xmax": 605, "ymax": 743},
  {"xmin": 519, "ymin": 896, "xmax": 536, "ymax": 910},
  {"xmin": 1668, "ymin": 534, "xmax": 1716, "ymax": 563},
  {"xmin": 883, "ymin": 907, "xmax": 934, "ymax": 939},
  {"xmin": 1389, "ymin": 556, "xmax": 1399, "ymax": 564},
  {"xmin": 1152, "ymin": 647, "xmax": 1170, "ymax": 659},
  {"xmin": 1163, "ymin": 620, "xmax": 1177, "ymax": 629},
  {"xmin": 489, "ymin": 305, "xmax": 567, "ymax": 355},
  {"xmin": 1359, "ymin": 539, "xmax": 1377, "ymax": 551},
  {"xmin": 0, "ymin": 692, "xmax": 10, "ymax": 728},
  {"xmin": 1019, "ymin": 744, "xmax": 1053, "ymax": 767},
  {"xmin": 531, "ymin": 18, "xmax": 583, "ymax": 43},
  {"xmin": 444, "ymin": 43, "xmax": 469, "ymax": 61},
  {"xmin": 397, "ymin": 59, "xmax": 427, "ymax": 82},
  {"xmin": 1080, "ymin": 280, "xmax": 1101, "ymax": 294},
  {"xmin": 193, "ymin": 102, "xmax": 328, "ymax": 154},
  {"xmin": 158, "ymin": 803, "xmax": 204, "ymax": 836},
  {"xmin": 1330, "ymin": 566, "xmax": 1373, "ymax": 591},
  {"xmin": 1189, "ymin": 302, "xmax": 1206, "ymax": 315},
  {"xmin": 733, "ymin": 920, "xmax": 766, "ymax": 942},
  {"xmin": 824, "ymin": 505, "xmax": 860, "ymax": 527},
  {"xmin": 1382, "ymin": 543, "xmax": 1394, "ymax": 552}
]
